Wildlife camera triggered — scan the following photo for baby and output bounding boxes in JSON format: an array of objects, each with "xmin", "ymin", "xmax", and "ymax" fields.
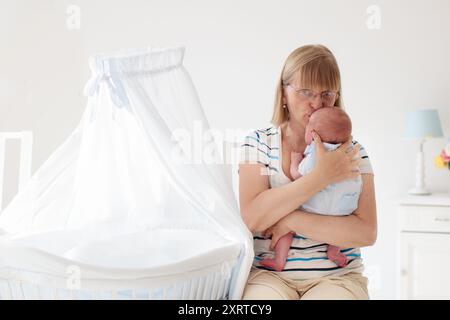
[{"xmin": 260, "ymin": 107, "xmax": 361, "ymax": 271}]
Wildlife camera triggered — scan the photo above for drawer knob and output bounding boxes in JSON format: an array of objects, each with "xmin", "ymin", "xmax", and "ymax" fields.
[{"xmin": 434, "ymin": 217, "xmax": 450, "ymax": 222}]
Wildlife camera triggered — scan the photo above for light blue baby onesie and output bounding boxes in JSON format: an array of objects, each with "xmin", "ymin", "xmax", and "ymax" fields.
[{"xmin": 298, "ymin": 141, "xmax": 362, "ymax": 216}]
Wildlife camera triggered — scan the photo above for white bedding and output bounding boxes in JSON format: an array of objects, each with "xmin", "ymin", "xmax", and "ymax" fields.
[{"xmin": 2, "ymin": 227, "xmax": 236, "ymax": 269}]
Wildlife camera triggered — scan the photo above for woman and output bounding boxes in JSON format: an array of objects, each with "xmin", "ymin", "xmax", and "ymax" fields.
[{"xmin": 239, "ymin": 44, "xmax": 377, "ymax": 300}]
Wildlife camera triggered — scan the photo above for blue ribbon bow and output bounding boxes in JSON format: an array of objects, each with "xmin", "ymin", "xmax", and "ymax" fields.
[{"xmin": 83, "ymin": 58, "xmax": 130, "ymax": 108}]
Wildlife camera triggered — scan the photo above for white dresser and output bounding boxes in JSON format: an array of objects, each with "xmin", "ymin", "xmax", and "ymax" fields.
[{"xmin": 397, "ymin": 193, "xmax": 450, "ymax": 299}]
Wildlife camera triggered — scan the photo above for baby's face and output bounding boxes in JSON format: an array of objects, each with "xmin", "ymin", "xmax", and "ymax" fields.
[
  {"xmin": 304, "ymin": 112, "xmax": 323, "ymax": 145},
  {"xmin": 304, "ymin": 123, "xmax": 314, "ymax": 145}
]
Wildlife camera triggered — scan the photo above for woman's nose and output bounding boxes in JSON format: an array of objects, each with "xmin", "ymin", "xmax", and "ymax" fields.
[{"xmin": 310, "ymin": 95, "xmax": 324, "ymax": 109}]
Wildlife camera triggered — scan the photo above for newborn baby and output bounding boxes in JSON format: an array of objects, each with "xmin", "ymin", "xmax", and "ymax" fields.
[{"xmin": 260, "ymin": 107, "xmax": 362, "ymax": 271}]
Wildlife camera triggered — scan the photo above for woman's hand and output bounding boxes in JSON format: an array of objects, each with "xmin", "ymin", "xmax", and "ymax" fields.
[
  {"xmin": 263, "ymin": 215, "xmax": 295, "ymax": 251},
  {"xmin": 312, "ymin": 131, "xmax": 362, "ymax": 186}
]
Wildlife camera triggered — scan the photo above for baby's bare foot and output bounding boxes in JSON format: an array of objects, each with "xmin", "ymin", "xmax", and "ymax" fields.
[
  {"xmin": 260, "ymin": 258, "xmax": 285, "ymax": 272},
  {"xmin": 327, "ymin": 249, "xmax": 348, "ymax": 268}
]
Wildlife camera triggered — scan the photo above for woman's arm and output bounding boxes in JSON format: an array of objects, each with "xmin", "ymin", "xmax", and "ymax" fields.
[
  {"xmin": 276, "ymin": 173, "xmax": 377, "ymax": 248},
  {"xmin": 239, "ymin": 163, "xmax": 329, "ymax": 233},
  {"xmin": 239, "ymin": 135, "xmax": 361, "ymax": 233}
]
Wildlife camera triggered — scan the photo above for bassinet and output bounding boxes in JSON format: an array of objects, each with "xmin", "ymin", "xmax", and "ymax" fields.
[{"xmin": 0, "ymin": 46, "xmax": 253, "ymax": 299}]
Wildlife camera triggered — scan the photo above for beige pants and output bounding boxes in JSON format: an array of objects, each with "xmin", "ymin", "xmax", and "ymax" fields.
[{"xmin": 242, "ymin": 267, "xmax": 369, "ymax": 300}]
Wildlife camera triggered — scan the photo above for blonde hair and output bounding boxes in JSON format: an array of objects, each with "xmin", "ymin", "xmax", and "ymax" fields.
[{"xmin": 271, "ymin": 44, "xmax": 344, "ymax": 127}]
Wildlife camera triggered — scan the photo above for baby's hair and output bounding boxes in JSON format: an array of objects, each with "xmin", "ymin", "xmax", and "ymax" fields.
[{"xmin": 309, "ymin": 107, "xmax": 352, "ymax": 144}]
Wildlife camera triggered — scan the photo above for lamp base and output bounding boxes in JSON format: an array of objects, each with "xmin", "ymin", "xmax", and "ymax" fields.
[{"xmin": 408, "ymin": 187, "xmax": 431, "ymax": 196}]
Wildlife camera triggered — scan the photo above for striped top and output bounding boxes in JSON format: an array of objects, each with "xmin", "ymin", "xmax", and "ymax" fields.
[{"xmin": 239, "ymin": 126, "xmax": 373, "ymax": 280}]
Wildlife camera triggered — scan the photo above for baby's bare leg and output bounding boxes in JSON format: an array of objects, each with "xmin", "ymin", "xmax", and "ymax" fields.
[
  {"xmin": 327, "ymin": 245, "xmax": 348, "ymax": 267},
  {"xmin": 260, "ymin": 232, "xmax": 294, "ymax": 272}
]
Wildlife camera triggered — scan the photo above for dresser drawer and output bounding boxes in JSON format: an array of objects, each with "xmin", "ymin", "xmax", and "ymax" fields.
[{"xmin": 399, "ymin": 205, "xmax": 450, "ymax": 233}]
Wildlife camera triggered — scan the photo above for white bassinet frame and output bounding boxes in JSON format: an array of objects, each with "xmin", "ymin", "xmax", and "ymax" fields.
[
  {"xmin": 0, "ymin": 241, "xmax": 241, "ymax": 300},
  {"xmin": 0, "ymin": 47, "xmax": 253, "ymax": 300}
]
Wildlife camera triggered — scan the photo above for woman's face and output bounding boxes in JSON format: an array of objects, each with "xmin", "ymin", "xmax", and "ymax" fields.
[{"xmin": 283, "ymin": 79, "xmax": 335, "ymax": 129}]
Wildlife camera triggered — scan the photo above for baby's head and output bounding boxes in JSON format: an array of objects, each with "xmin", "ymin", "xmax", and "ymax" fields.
[{"xmin": 305, "ymin": 107, "xmax": 352, "ymax": 145}]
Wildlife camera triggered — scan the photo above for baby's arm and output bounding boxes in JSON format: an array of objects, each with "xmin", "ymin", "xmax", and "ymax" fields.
[{"xmin": 290, "ymin": 152, "xmax": 303, "ymax": 180}]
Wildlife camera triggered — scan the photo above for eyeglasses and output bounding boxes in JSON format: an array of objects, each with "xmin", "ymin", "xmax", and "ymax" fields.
[{"xmin": 285, "ymin": 83, "xmax": 339, "ymax": 107}]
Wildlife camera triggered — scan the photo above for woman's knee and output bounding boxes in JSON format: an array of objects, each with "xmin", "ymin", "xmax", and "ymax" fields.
[
  {"xmin": 242, "ymin": 270, "xmax": 299, "ymax": 300},
  {"xmin": 300, "ymin": 279, "xmax": 369, "ymax": 300},
  {"xmin": 300, "ymin": 283, "xmax": 355, "ymax": 300},
  {"xmin": 242, "ymin": 283, "xmax": 293, "ymax": 300}
]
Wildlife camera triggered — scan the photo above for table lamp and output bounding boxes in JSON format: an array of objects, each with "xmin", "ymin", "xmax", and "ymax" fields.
[{"xmin": 404, "ymin": 109, "xmax": 444, "ymax": 195}]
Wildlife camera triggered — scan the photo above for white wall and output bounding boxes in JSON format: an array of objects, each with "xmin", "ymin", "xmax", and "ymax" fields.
[{"xmin": 1, "ymin": 0, "xmax": 449, "ymax": 299}]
